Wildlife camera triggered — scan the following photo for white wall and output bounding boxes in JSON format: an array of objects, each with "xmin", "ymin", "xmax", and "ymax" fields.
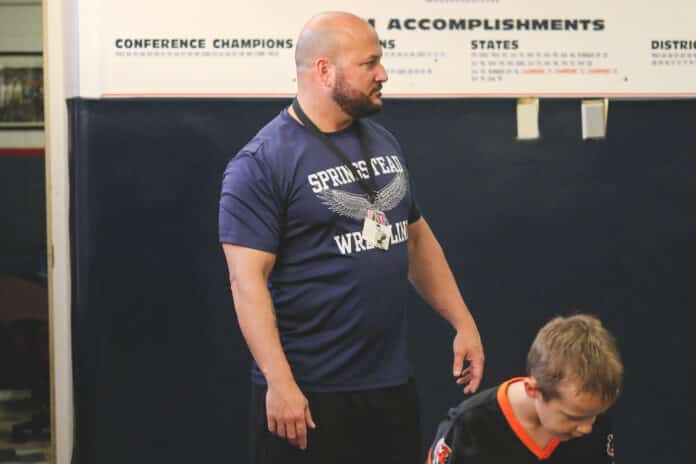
[
  {"xmin": 0, "ymin": 1, "xmax": 42, "ymax": 51},
  {"xmin": 0, "ymin": 130, "xmax": 43, "ymax": 146},
  {"xmin": 0, "ymin": 0, "xmax": 44, "ymax": 148},
  {"xmin": 43, "ymin": 0, "xmax": 75, "ymax": 461}
]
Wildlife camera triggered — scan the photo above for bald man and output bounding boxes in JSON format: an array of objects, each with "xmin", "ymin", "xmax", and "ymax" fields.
[{"xmin": 219, "ymin": 12, "xmax": 484, "ymax": 464}]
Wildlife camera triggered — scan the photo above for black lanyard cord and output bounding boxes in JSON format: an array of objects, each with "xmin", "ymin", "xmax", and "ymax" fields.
[{"xmin": 292, "ymin": 98, "xmax": 377, "ymax": 204}]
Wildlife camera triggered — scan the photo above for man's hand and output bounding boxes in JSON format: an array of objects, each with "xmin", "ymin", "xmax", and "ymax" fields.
[
  {"xmin": 266, "ymin": 380, "xmax": 316, "ymax": 450},
  {"xmin": 452, "ymin": 329, "xmax": 485, "ymax": 394}
]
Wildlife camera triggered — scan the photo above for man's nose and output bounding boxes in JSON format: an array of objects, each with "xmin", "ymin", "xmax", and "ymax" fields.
[{"xmin": 376, "ymin": 64, "xmax": 388, "ymax": 82}]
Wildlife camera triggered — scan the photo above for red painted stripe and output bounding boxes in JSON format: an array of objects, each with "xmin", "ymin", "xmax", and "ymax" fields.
[
  {"xmin": 101, "ymin": 92, "xmax": 696, "ymax": 98},
  {"xmin": 101, "ymin": 92, "xmax": 295, "ymax": 97},
  {"xmin": 0, "ymin": 148, "xmax": 45, "ymax": 158}
]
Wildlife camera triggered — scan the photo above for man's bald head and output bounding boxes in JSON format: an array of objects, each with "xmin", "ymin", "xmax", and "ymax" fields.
[
  {"xmin": 294, "ymin": 12, "xmax": 376, "ymax": 71},
  {"xmin": 292, "ymin": 11, "xmax": 387, "ymax": 121}
]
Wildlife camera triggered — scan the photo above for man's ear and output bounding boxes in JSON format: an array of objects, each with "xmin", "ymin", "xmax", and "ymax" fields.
[
  {"xmin": 315, "ymin": 58, "xmax": 335, "ymax": 88},
  {"xmin": 524, "ymin": 377, "xmax": 543, "ymax": 399}
]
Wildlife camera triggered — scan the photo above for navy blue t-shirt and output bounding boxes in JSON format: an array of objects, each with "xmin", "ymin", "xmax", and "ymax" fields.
[{"xmin": 219, "ymin": 109, "xmax": 421, "ymax": 391}]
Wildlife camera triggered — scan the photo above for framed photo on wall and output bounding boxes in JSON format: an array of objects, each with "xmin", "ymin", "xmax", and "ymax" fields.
[{"xmin": 0, "ymin": 52, "xmax": 43, "ymax": 130}]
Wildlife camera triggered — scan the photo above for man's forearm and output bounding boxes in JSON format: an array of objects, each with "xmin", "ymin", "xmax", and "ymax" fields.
[{"xmin": 231, "ymin": 276, "xmax": 295, "ymax": 386}]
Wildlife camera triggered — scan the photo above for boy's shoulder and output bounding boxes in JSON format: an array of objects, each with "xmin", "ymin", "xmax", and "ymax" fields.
[
  {"xmin": 448, "ymin": 383, "xmax": 502, "ymax": 423},
  {"xmin": 428, "ymin": 384, "xmax": 518, "ymax": 464}
]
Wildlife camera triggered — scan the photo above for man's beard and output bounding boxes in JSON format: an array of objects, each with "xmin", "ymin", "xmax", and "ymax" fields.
[{"xmin": 331, "ymin": 70, "xmax": 383, "ymax": 119}]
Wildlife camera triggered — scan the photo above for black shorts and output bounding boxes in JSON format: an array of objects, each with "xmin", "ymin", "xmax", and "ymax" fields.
[{"xmin": 251, "ymin": 379, "xmax": 421, "ymax": 464}]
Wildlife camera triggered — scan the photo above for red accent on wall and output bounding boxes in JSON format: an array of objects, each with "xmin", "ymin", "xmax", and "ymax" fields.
[{"xmin": 0, "ymin": 148, "xmax": 45, "ymax": 157}]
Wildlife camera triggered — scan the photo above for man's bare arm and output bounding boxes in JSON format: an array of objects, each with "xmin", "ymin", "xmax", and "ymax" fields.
[
  {"xmin": 407, "ymin": 218, "xmax": 485, "ymax": 393},
  {"xmin": 223, "ymin": 244, "xmax": 315, "ymax": 449}
]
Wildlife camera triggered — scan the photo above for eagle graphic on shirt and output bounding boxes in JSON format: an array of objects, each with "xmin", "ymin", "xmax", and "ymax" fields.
[{"xmin": 315, "ymin": 171, "xmax": 408, "ymax": 221}]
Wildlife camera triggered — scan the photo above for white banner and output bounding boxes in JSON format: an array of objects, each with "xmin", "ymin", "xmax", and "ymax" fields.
[{"xmin": 91, "ymin": 0, "xmax": 696, "ymax": 97}]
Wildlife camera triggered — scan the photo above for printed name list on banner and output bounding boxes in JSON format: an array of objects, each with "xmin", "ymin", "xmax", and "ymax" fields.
[{"xmin": 98, "ymin": 0, "xmax": 696, "ymax": 97}]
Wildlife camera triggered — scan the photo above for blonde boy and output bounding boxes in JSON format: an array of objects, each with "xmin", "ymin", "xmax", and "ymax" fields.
[{"xmin": 427, "ymin": 314, "xmax": 622, "ymax": 463}]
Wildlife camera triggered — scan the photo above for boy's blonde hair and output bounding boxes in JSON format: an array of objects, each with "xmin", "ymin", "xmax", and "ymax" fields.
[{"xmin": 527, "ymin": 313, "xmax": 623, "ymax": 404}]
